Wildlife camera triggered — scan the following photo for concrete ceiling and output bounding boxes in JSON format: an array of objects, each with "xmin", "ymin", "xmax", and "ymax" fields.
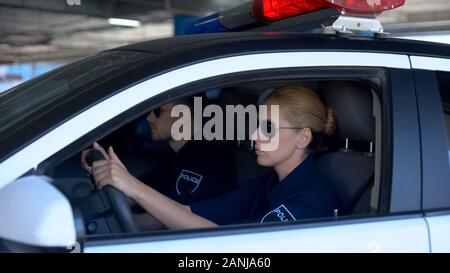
[
  {"xmin": 0, "ymin": 0, "xmax": 246, "ymax": 63},
  {"xmin": 380, "ymin": 0, "xmax": 450, "ymax": 32},
  {"xmin": 0, "ymin": 0, "xmax": 449, "ymax": 64}
]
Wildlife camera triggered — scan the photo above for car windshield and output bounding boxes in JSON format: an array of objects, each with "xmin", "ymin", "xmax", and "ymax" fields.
[{"xmin": 0, "ymin": 50, "xmax": 150, "ymax": 148}]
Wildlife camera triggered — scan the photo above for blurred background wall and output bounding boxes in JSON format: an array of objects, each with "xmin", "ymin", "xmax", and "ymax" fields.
[{"xmin": 1, "ymin": 0, "xmax": 449, "ymax": 92}]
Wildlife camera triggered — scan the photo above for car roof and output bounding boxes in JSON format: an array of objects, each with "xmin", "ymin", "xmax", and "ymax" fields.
[{"xmin": 113, "ymin": 32, "xmax": 450, "ymax": 59}]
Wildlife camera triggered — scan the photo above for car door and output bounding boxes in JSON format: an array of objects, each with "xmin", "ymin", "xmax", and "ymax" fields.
[
  {"xmin": 85, "ymin": 215, "xmax": 428, "ymax": 252},
  {"xmin": 0, "ymin": 50, "xmax": 429, "ymax": 252},
  {"xmin": 411, "ymin": 56, "xmax": 450, "ymax": 253}
]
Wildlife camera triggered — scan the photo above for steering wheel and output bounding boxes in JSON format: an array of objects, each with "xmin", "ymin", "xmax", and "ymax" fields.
[{"xmin": 86, "ymin": 149, "xmax": 138, "ymax": 233}]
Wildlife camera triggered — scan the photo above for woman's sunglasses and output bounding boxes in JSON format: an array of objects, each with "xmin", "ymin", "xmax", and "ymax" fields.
[{"xmin": 258, "ymin": 120, "xmax": 304, "ymax": 139}]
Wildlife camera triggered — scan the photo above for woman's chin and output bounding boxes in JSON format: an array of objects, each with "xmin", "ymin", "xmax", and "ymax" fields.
[{"xmin": 256, "ymin": 154, "xmax": 271, "ymax": 167}]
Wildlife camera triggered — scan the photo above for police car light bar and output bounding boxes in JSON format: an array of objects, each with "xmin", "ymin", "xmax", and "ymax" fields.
[
  {"xmin": 252, "ymin": 0, "xmax": 406, "ymax": 21},
  {"xmin": 185, "ymin": 0, "xmax": 405, "ymax": 35}
]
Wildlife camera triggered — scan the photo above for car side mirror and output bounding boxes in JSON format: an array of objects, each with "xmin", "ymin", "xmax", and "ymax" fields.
[{"xmin": 0, "ymin": 176, "xmax": 85, "ymax": 253}]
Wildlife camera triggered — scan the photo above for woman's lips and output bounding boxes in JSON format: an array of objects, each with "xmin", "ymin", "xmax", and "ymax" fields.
[{"xmin": 255, "ymin": 145, "xmax": 264, "ymax": 154}]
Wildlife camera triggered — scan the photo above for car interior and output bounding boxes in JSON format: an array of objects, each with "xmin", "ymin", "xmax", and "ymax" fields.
[{"xmin": 46, "ymin": 79, "xmax": 382, "ymax": 236}]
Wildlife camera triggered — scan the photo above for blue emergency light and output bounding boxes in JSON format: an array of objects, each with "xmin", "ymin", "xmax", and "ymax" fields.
[{"xmin": 185, "ymin": 13, "xmax": 229, "ymax": 35}]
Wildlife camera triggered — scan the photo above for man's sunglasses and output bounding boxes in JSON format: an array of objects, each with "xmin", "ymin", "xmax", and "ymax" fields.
[
  {"xmin": 258, "ymin": 120, "xmax": 304, "ymax": 139},
  {"xmin": 152, "ymin": 107, "xmax": 161, "ymax": 118},
  {"xmin": 152, "ymin": 107, "xmax": 170, "ymax": 118}
]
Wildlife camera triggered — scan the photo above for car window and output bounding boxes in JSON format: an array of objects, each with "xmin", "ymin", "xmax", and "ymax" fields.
[{"xmin": 50, "ymin": 76, "xmax": 386, "ymax": 237}]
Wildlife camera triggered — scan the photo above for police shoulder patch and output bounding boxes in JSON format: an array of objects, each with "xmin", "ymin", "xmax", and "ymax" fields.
[{"xmin": 260, "ymin": 204, "xmax": 296, "ymax": 223}]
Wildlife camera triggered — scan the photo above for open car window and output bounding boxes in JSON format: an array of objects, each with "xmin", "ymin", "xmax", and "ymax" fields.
[{"xmin": 47, "ymin": 77, "xmax": 383, "ymax": 237}]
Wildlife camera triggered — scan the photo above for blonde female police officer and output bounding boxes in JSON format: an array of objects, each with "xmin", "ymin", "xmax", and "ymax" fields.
[{"xmin": 89, "ymin": 86, "xmax": 340, "ymax": 228}]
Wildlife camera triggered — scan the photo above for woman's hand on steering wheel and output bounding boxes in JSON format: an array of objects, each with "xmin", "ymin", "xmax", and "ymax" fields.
[
  {"xmin": 81, "ymin": 142, "xmax": 127, "ymax": 173},
  {"xmin": 83, "ymin": 144, "xmax": 139, "ymax": 233},
  {"xmin": 90, "ymin": 145, "xmax": 136, "ymax": 196}
]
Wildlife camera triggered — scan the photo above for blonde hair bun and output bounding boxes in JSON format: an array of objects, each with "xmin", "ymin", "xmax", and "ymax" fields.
[
  {"xmin": 267, "ymin": 85, "xmax": 336, "ymax": 136},
  {"xmin": 323, "ymin": 108, "xmax": 336, "ymax": 136}
]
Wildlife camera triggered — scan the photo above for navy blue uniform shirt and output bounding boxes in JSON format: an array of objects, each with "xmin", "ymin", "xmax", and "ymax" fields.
[
  {"xmin": 140, "ymin": 140, "xmax": 234, "ymax": 205},
  {"xmin": 191, "ymin": 156, "xmax": 340, "ymax": 224}
]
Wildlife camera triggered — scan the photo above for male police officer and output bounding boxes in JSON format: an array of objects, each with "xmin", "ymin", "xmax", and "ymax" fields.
[
  {"xmin": 142, "ymin": 96, "xmax": 233, "ymax": 204},
  {"xmin": 81, "ymin": 96, "xmax": 234, "ymax": 229}
]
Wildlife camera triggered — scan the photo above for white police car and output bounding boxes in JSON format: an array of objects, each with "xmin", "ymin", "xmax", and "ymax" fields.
[{"xmin": 1, "ymin": 0, "xmax": 450, "ymax": 253}]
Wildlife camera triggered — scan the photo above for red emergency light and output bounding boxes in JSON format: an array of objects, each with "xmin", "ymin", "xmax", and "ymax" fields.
[{"xmin": 252, "ymin": 0, "xmax": 405, "ymax": 21}]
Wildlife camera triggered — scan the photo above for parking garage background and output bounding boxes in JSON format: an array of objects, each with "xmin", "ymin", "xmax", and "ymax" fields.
[{"xmin": 0, "ymin": 0, "xmax": 449, "ymax": 93}]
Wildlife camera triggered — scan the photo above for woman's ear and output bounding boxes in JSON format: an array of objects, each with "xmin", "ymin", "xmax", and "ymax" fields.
[{"xmin": 296, "ymin": 128, "xmax": 312, "ymax": 149}]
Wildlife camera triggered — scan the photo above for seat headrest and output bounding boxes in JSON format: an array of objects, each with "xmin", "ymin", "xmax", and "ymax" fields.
[{"xmin": 318, "ymin": 82, "xmax": 375, "ymax": 141}]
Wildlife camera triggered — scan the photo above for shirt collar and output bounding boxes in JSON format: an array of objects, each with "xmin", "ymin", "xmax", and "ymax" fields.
[
  {"xmin": 176, "ymin": 139, "xmax": 192, "ymax": 155},
  {"xmin": 266, "ymin": 155, "xmax": 316, "ymax": 207}
]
